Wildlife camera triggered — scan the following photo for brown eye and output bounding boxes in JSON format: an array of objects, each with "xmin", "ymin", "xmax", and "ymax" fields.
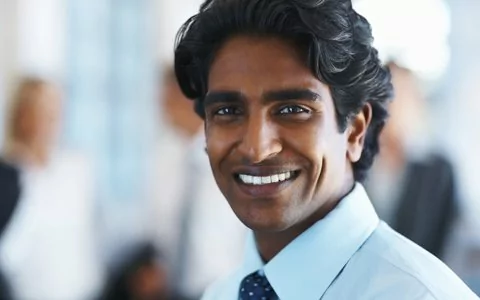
[
  {"xmin": 215, "ymin": 106, "xmax": 242, "ymax": 115},
  {"xmin": 278, "ymin": 105, "xmax": 310, "ymax": 115}
]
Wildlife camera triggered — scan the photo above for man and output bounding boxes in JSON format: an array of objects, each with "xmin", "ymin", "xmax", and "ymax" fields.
[{"xmin": 173, "ymin": 0, "xmax": 479, "ymax": 299}]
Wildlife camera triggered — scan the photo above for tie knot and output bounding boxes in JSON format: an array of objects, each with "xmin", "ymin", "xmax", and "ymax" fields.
[{"xmin": 238, "ymin": 271, "xmax": 278, "ymax": 300}]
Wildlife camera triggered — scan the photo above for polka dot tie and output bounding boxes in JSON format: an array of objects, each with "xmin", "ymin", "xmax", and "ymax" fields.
[{"xmin": 238, "ymin": 270, "xmax": 279, "ymax": 300}]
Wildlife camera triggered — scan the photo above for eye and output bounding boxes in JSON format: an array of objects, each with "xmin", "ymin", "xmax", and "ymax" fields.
[
  {"xmin": 278, "ymin": 105, "xmax": 310, "ymax": 115},
  {"xmin": 215, "ymin": 106, "xmax": 242, "ymax": 115}
]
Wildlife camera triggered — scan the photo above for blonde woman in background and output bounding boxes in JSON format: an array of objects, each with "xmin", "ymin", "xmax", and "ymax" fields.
[
  {"xmin": 0, "ymin": 77, "xmax": 104, "ymax": 300},
  {"xmin": 2, "ymin": 78, "xmax": 62, "ymax": 167}
]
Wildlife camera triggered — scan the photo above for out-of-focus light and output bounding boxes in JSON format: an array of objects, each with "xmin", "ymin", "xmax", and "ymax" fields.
[{"xmin": 354, "ymin": 0, "xmax": 451, "ymax": 83}]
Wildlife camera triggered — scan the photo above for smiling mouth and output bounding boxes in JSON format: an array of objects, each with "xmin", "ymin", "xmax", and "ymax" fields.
[{"xmin": 234, "ymin": 170, "xmax": 300, "ymax": 186}]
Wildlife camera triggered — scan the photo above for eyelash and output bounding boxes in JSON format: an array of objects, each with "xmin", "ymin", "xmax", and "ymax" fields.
[
  {"xmin": 277, "ymin": 105, "xmax": 311, "ymax": 115},
  {"xmin": 214, "ymin": 107, "xmax": 241, "ymax": 115},
  {"xmin": 211, "ymin": 104, "xmax": 311, "ymax": 117}
]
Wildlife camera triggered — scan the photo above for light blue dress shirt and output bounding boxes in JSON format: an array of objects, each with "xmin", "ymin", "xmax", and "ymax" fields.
[{"xmin": 202, "ymin": 183, "xmax": 478, "ymax": 300}]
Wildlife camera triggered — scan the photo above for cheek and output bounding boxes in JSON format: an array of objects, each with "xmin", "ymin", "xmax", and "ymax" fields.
[
  {"xmin": 25, "ymin": 116, "xmax": 41, "ymax": 137},
  {"xmin": 206, "ymin": 135, "xmax": 238, "ymax": 199},
  {"xmin": 285, "ymin": 117, "xmax": 345, "ymax": 184},
  {"xmin": 286, "ymin": 120, "xmax": 326, "ymax": 163},
  {"xmin": 37, "ymin": 117, "xmax": 55, "ymax": 134},
  {"xmin": 205, "ymin": 124, "xmax": 233, "ymax": 170}
]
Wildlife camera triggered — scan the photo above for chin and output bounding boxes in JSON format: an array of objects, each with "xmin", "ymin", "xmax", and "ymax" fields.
[{"xmin": 237, "ymin": 212, "xmax": 293, "ymax": 233}]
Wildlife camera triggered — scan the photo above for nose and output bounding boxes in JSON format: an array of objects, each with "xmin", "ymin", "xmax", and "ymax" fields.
[{"xmin": 236, "ymin": 113, "xmax": 282, "ymax": 164}]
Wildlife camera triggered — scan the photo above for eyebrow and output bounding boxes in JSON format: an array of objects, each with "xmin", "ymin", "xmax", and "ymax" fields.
[
  {"xmin": 203, "ymin": 88, "xmax": 322, "ymax": 106},
  {"xmin": 263, "ymin": 89, "xmax": 322, "ymax": 102},
  {"xmin": 204, "ymin": 91, "xmax": 244, "ymax": 107}
]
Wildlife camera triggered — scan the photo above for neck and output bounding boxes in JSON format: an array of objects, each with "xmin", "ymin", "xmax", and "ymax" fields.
[{"xmin": 254, "ymin": 178, "xmax": 355, "ymax": 263}]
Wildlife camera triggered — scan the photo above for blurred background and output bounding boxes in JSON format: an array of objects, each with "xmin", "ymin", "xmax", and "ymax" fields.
[{"xmin": 0, "ymin": 0, "xmax": 479, "ymax": 299}]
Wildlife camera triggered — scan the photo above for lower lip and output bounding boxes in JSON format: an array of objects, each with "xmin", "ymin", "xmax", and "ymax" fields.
[{"xmin": 234, "ymin": 173, "xmax": 298, "ymax": 198}]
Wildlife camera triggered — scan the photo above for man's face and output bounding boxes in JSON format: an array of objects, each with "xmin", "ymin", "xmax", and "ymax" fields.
[{"xmin": 204, "ymin": 35, "xmax": 366, "ymax": 232}]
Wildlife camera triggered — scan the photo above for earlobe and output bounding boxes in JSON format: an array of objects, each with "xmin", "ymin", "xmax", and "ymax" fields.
[{"xmin": 347, "ymin": 103, "xmax": 372, "ymax": 163}]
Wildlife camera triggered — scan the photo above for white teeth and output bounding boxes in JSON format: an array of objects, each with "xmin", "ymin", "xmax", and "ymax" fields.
[
  {"xmin": 238, "ymin": 171, "xmax": 295, "ymax": 185},
  {"xmin": 239, "ymin": 174, "xmax": 253, "ymax": 184},
  {"xmin": 271, "ymin": 175, "xmax": 279, "ymax": 183}
]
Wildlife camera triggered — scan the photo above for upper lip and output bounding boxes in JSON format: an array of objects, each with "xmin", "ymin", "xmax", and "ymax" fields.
[{"xmin": 232, "ymin": 166, "xmax": 299, "ymax": 177}]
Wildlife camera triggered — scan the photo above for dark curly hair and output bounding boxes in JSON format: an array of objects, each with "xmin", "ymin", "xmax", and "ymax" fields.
[{"xmin": 174, "ymin": 0, "xmax": 393, "ymax": 182}]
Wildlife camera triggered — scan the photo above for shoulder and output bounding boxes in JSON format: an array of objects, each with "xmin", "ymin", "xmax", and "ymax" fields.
[
  {"xmin": 0, "ymin": 158, "xmax": 21, "ymax": 237},
  {"xmin": 341, "ymin": 222, "xmax": 478, "ymax": 299},
  {"xmin": 52, "ymin": 150, "xmax": 94, "ymax": 183},
  {"xmin": 0, "ymin": 158, "xmax": 20, "ymax": 197},
  {"xmin": 410, "ymin": 152, "xmax": 456, "ymax": 181},
  {"xmin": 0, "ymin": 158, "xmax": 19, "ymax": 179}
]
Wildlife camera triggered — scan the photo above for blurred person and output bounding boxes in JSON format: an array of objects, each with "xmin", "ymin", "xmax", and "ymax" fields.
[
  {"xmin": 173, "ymin": 0, "xmax": 478, "ymax": 299},
  {"xmin": 100, "ymin": 243, "xmax": 181, "ymax": 300},
  {"xmin": 145, "ymin": 67, "xmax": 246, "ymax": 299},
  {"xmin": 162, "ymin": 67, "xmax": 203, "ymax": 139},
  {"xmin": 0, "ymin": 77, "xmax": 103, "ymax": 300},
  {"xmin": 438, "ymin": 67, "xmax": 480, "ymax": 295},
  {"xmin": 366, "ymin": 62, "xmax": 458, "ymax": 259}
]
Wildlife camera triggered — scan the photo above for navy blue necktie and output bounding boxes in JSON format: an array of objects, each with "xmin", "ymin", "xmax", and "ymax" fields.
[{"xmin": 238, "ymin": 271, "xmax": 279, "ymax": 300}]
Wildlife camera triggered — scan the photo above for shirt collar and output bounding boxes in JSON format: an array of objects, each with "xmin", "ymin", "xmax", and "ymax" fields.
[{"xmin": 239, "ymin": 183, "xmax": 379, "ymax": 300}]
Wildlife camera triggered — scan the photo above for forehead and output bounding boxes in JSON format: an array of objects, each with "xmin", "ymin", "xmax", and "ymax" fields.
[{"xmin": 208, "ymin": 35, "xmax": 327, "ymax": 94}]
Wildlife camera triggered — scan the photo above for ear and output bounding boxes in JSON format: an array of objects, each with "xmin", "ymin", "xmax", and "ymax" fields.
[{"xmin": 347, "ymin": 103, "xmax": 372, "ymax": 163}]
